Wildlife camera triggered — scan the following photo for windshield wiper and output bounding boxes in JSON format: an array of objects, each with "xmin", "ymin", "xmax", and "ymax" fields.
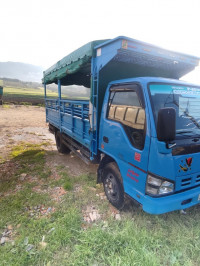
[
  {"xmin": 183, "ymin": 110, "xmax": 200, "ymax": 130},
  {"xmin": 169, "ymin": 97, "xmax": 200, "ymax": 130},
  {"xmin": 176, "ymin": 130, "xmax": 193, "ymax": 135},
  {"xmin": 176, "ymin": 131, "xmax": 200, "ymax": 142}
]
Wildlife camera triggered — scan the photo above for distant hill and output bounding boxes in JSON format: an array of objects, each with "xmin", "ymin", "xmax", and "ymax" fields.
[
  {"xmin": 0, "ymin": 62, "xmax": 43, "ymax": 82},
  {"xmin": 2, "ymin": 77, "xmax": 42, "ymax": 89}
]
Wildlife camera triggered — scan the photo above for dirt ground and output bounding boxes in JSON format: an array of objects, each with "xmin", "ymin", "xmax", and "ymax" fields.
[{"xmin": 0, "ymin": 105, "xmax": 97, "ymax": 176}]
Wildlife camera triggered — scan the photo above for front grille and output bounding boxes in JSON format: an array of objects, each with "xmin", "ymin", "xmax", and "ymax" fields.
[
  {"xmin": 176, "ymin": 174, "xmax": 200, "ymax": 191},
  {"xmin": 181, "ymin": 177, "xmax": 192, "ymax": 187}
]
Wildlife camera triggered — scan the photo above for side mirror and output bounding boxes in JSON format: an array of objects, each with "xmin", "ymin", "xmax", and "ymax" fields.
[{"xmin": 157, "ymin": 108, "xmax": 176, "ymax": 142}]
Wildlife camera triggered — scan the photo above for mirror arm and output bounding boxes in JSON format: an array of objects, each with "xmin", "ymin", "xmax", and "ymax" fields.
[{"xmin": 166, "ymin": 142, "xmax": 176, "ymax": 149}]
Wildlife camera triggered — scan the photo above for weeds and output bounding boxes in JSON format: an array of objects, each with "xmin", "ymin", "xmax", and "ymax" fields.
[
  {"xmin": 0, "ymin": 143, "xmax": 51, "ymax": 195},
  {"xmin": 63, "ymin": 180, "xmax": 73, "ymax": 191},
  {"xmin": 2, "ymin": 104, "xmax": 10, "ymax": 109},
  {"xmin": 1, "ymin": 143, "xmax": 200, "ymax": 265}
]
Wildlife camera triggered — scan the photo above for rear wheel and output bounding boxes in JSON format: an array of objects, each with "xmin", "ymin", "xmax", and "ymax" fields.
[
  {"xmin": 102, "ymin": 162, "xmax": 124, "ymax": 209},
  {"xmin": 55, "ymin": 131, "xmax": 71, "ymax": 154}
]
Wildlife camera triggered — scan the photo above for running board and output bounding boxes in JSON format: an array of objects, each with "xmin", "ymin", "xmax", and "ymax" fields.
[
  {"xmin": 69, "ymin": 145, "xmax": 90, "ymax": 165},
  {"xmin": 62, "ymin": 134, "xmax": 90, "ymax": 165}
]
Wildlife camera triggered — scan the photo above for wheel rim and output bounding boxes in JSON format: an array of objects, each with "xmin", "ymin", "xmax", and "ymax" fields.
[{"xmin": 104, "ymin": 173, "xmax": 119, "ymax": 201}]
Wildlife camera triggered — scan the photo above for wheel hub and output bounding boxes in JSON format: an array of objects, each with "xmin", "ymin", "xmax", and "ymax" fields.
[{"xmin": 105, "ymin": 174, "xmax": 118, "ymax": 200}]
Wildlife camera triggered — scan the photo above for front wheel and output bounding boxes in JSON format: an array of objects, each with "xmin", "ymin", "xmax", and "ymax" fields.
[
  {"xmin": 55, "ymin": 131, "xmax": 71, "ymax": 154},
  {"xmin": 102, "ymin": 162, "xmax": 124, "ymax": 209}
]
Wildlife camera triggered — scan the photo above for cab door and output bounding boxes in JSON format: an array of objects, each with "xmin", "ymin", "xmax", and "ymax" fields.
[{"xmin": 99, "ymin": 83, "xmax": 150, "ymax": 200}]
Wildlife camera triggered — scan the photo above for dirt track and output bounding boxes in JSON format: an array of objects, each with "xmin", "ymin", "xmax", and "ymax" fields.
[{"xmin": 0, "ymin": 105, "xmax": 97, "ymax": 176}]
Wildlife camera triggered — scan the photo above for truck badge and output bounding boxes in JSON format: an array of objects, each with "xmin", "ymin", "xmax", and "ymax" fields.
[
  {"xmin": 186, "ymin": 157, "xmax": 192, "ymax": 167},
  {"xmin": 179, "ymin": 157, "xmax": 193, "ymax": 172}
]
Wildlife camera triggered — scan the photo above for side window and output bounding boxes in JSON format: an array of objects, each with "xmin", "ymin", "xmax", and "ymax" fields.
[{"xmin": 107, "ymin": 86, "xmax": 146, "ymax": 150}]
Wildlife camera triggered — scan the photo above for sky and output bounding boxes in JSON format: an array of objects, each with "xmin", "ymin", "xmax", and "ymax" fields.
[{"xmin": 1, "ymin": 0, "xmax": 200, "ymax": 83}]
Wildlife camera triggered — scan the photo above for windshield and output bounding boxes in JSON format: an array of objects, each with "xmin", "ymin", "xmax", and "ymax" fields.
[{"xmin": 149, "ymin": 83, "xmax": 200, "ymax": 138}]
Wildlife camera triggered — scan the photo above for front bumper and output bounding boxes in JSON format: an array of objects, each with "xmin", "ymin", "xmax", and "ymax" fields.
[{"xmin": 142, "ymin": 186, "xmax": 200, "ymax": 214}]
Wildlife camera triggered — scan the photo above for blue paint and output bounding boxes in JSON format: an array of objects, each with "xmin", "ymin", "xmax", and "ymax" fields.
[{"xmin": 44, "ymin": 36, "xmax": 200, "ymax": 214}]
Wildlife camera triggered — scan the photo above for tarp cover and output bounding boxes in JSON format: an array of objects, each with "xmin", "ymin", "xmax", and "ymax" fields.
[{"xmin": 43, "ymin": 40, "xmax": 107, "ymax": 85}]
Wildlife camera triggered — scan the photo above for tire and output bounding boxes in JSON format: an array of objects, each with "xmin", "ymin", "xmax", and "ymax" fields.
[
  {"xmin": 55, "ymin": 131, "xmax": 71, "ymax": 154},
  {"xmin": 102, "ymin": 162, "xmax": 124, "ymax": 209}
]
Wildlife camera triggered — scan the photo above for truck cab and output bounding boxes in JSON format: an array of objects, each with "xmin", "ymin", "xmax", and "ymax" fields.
[
  {"xmin": 43, "ymin": 36, "xmax": 200, "ymax": 214},
  {"xmin": 98, "ymin": 77, "xmax": 200, "ymax": 214}
]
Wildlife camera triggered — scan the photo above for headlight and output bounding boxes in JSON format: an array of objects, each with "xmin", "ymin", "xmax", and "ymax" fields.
[
  {"xmin": 158, "ymin": 181, "xmax": 174, "ymax": 195},
  {"xmin": 147, "ymin": 175, "xmax": 162, "ymax": 186},
  {"xmin": 146, "ymin": 174, "xmax": 174, "ymax": 196}
]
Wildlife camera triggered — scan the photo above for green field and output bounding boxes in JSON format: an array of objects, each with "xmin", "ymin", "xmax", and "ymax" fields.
[
  {"xmin": 2, "ymin": 86, "xmax": 57, "ymax": 105},
  {"xmin": 2, "ymin": 86, "xmax": 89, "ymax": 105},
  {"xmin": 0, "ymin": 78, "xmax": 90, "ymax": 105},
  {"xmin": 4, "ymin": 87, "xmax": 54, "ymax": 98},
  {"xmin": 1, "ymin": 142, "xmax": 200, "ymax": 265}
]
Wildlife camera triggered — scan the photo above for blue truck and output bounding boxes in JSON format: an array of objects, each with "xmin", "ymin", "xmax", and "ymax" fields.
[{"xmin": 43, "ymin": 36, "xmax": 200, "ymax": 214}]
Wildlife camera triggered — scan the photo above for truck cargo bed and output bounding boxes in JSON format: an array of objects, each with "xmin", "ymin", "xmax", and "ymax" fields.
[{"xmin": 46, "ymin": 99, "xmax": 90, "ymax": 148}]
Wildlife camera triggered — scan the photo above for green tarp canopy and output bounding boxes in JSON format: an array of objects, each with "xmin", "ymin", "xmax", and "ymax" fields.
[{"xmin": 43, "ymin": 40, "xmax": 108, "ymax": 86}]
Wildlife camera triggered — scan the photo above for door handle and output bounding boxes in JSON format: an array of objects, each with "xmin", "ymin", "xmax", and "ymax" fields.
[{"xmin": 103, "ymin": 136, "xmax": 109, "ymax": 143}]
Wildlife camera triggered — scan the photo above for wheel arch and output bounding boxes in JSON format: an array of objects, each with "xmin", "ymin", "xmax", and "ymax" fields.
[{"xmin": 97, "ymin": 154, "xmax": 122, "ymax": 184}]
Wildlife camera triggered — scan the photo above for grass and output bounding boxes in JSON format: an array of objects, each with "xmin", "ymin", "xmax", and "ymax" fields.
[
  {"xmin": 2, "ymin": 86, "xmax": 89, "ymax": 106},
  {"xmin": 3, "ymin": 87, "xmax": 57, "ymax": 99},
  {"xmin": 0, "ymin": 142, "xmax": 50, "ymax": 195},
  {"xmin": 1, "ymin": 143, "xmax": 200, "ymax": 265},
  {"xmin": 3, "ymin": 87, "xmax": 58, "ymax": 105},
  {"xmin": 2, "ymin": 104, "xmax": 10, "ymax": 108}
]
